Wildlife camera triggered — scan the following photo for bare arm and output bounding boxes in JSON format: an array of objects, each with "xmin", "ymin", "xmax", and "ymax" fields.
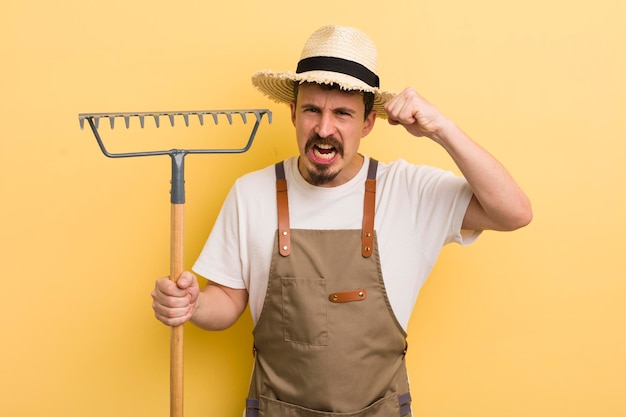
[
  {"xmin": 384, "ymin": 87, "xmax": 532, "ymax": 231},
  {"xmin": 190, "ymin": 280, "xmax": 248, "ymax": 330},
  {"xmin": 152, "ymin": 271, "xmax": 248, "ymax": 331}
]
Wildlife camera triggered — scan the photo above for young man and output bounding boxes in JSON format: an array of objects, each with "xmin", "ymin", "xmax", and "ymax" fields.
[{"xmin": 152, "ymin": 25, "xmax": 531, "ymax": 416}]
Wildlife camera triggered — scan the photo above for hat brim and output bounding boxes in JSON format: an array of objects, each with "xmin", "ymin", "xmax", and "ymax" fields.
[{"xmin": 252, "ymin": 70, "xmax": 395, "ymax": 119}]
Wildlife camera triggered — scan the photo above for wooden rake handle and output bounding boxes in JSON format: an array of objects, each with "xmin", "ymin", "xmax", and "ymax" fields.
[
  {"xmin": 170, "ymin": 202, "xmax": 185, "ymax": 417},
  {"xmin": 169, "ymin": 153, "xmax": 186, "ymax": 417}
]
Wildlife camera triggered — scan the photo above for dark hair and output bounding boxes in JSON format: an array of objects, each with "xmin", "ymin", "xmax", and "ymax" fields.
[{"xmin": 292, "ymin": 82, "xmax": 375, "ymax": 120}]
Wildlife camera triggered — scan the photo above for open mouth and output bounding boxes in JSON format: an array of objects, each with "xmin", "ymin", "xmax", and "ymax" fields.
[
  {"xmin": 306, "ymin": 136, "xmax": 343, "ymax": 164},
  {"xmin": 311, "ymin": 143, "xmax": 337, "ymax": 162}
]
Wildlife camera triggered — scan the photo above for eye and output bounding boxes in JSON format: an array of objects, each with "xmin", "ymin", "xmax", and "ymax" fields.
[{"xmin": 335, "ymin": 109, "xmax": 354, "ymax": 118}]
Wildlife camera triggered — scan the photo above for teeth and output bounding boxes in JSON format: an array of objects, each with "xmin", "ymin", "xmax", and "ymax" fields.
[
  {"xmin": 317, "ymin": 143, "xmax": 333, "ymax": 149},
  {"xmin": 313, "ymin": 147, "xmax": 335, "ymax": 160}
]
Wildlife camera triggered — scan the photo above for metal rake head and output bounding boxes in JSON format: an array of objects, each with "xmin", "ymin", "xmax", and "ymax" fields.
[
  {"xmin": 78, "ymin": 109, "xmax": 272, "ymax": 158},
  {"xmin": 79, "ymin": 109, "xmax": 272, "ymax": 204}
]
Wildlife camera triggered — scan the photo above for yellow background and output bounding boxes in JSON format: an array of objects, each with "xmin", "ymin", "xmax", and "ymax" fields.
[{"xmin": 2, "ymin": 1, "xmax": 625, "ymax": 416}]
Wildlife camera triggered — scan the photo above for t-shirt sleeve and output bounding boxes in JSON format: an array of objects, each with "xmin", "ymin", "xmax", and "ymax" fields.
[
  {"xmin": 192, "ymin": 183, "xmax": 247, "ymax": 290},
  {"xmin": 449, "ymin": 181, "xmax": 481, "ymax": 245},
  {"xmin": 408, "ymin": 163, "xmax": 480, "ymax": 246}
]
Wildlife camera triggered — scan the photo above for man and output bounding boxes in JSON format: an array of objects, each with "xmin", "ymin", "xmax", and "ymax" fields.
[{"xmin": 152, "ymin": 25, "xmax": 532, "ymax": 416}]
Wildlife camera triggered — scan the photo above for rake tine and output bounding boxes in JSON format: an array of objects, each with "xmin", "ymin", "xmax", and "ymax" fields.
[
  {"xmin": 211, "ymin": 113, "xmax": 219, "ymax": 124},
  {"xmin": 168, "ymin": 114, "xmax": 175, "ymax": 127},
  {"xmin": 154, "ymin": 115, "xmax": 160, "ymax": 128},
  {"xmin": 183, "ymin": 114, "xmax": 190, "ymax": 127},
  {"xmin": 239, "ymin": 112, "xmax": 247, "ymax": 124},
  {"xmin": 79, "ymin": 117, "xmax": 85, "ymax": 130},
  {"xmin": 139, "ymin": 115, "xmax": 145, "ymax": 128},
  {"xmin": 94, "ymin": 117, "xmax": 100, "ymax": 129},
  {"xmin": 257, "ymin": 111, "xmax": 272, "ymax": 124},
  {"xmin": 226, "ymin": 112, "xmax": 233, "ymax": 125},
  {"xmin": 197, "ymin": 113, "xmax": 204, "ymax": 126},
  {"xmin": 124, "ymin": 116, "xmax": 131, "ymax": 129},
  {"xmin": 109, "ymin": 116, "xmax": 115, "ymax": 129}
]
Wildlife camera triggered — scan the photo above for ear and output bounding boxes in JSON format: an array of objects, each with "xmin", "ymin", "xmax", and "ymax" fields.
[
  {"xmin": 290, "ymin": 101, "xmax": 297, "ymax": 126},
  {"xmin": 361, "ymin": 110, "xmax": 377, "ymax": 138}
]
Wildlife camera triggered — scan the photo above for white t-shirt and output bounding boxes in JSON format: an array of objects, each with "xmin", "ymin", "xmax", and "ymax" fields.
[{"xmin": 193, "ymin": 156, "xmax": 479, "ymax": 331}]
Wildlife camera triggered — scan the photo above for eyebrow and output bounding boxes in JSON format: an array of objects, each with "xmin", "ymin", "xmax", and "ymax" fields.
[
  {"xmin": 333, "ymin": 106, "xmax": 357, "ymax": 115},
  {"xmin": 300, "ymin": 102, "xmax": 358, "ymax": 116}
]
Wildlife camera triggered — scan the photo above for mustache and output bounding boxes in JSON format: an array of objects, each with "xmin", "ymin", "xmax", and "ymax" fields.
[{"xmin": 304, "ymin": 134, "xmax": 344, "ymax": 156}]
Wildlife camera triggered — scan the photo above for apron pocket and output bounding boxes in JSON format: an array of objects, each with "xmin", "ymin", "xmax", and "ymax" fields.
[
  {"xmin": 281, "ymin": 277, "xmax": 328, "ymax": 346},
  {"xmin": 258, "ymin": 394, "xmax": 405, "ymax": 417}
]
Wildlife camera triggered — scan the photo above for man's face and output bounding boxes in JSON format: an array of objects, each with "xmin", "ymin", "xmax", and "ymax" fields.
[{"xmin": 290, "ymin": 83, "xmax": 376, "ymax": 187}]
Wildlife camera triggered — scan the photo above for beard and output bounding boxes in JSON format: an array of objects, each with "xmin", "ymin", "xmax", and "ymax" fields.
[{"xmin": 303, "ymin": 134, "xmax": 345, "ymax": 186}]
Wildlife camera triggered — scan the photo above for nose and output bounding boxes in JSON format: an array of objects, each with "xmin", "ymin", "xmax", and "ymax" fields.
[{"xmin": 316, "ymin": 111, "xmax": 336, "ymax": 138}]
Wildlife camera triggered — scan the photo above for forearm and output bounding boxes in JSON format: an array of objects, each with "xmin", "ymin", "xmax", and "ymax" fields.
[
  {"xmin": 433, "ymin": 120, "xmax": 532, "ymax": 231},
  {"xmin": 190, "ymin": 283, "xmax": 248, "ymax": 331},
  {"xmin": 384, "ymin": 87, "xmax": 531, "ymax": 231}
]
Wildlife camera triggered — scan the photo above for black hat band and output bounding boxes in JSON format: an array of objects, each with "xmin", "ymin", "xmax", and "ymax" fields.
[{"xmin": 296, "ymin": 56, "xmax": 380, "ymax": 88}]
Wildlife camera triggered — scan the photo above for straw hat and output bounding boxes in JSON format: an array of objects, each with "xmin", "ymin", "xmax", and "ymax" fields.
[{"xmin": 251, "ymin": 25, "xmax": 394, "ymax": 118}]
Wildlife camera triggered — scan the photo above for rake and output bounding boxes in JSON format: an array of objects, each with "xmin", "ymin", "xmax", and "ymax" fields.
[{"xmin": 79, "ymin": 109, "xmax": 272, "ymax": 417}]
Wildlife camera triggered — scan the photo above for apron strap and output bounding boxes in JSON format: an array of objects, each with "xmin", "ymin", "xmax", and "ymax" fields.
[
  {"xmin": 275, "ymin": 162, "xmax": 291, "ymax": 257},
  {"xmin": 361, "ymin": 158, "xmax": 378, "ymax": 257},
  {"xmin": 275, "ymin": 158, "xmax": 378, "ymax": 258}
]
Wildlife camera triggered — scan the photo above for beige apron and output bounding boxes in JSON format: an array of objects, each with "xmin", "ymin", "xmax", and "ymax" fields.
[{"xmin": 246, "ymin": 159, "xmax": 412, "ymax": 417}]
